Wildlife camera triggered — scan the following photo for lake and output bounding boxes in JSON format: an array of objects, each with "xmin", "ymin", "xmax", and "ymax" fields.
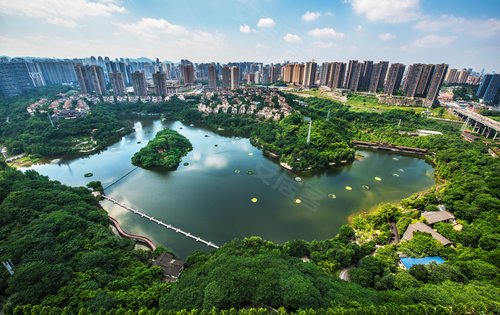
[{"xmin": 24, "ymin": 119, "xmax": 435, "ymax": 258}]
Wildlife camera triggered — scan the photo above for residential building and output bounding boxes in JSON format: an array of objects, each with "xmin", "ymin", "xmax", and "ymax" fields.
[
  {"xmin": 74, "ymin": 64, "xmax": 106, "ymax": 95},
  {"xmin": 477, "ymin": 74, "xmax": 500, "ymax": 104},
  {"xmin": 222, "ymin": 66, "xmax": 231, "ymax": 88},
  {"xmin": 319, "ymin": 62, "xmax": 332, "ymax": 86},
  {"xmin": 0, "ymin": 59, "xmax": 35, "ymax": 97},
  {"xmin": 109, "ymin": 72, "xmax": 126, "ymax": 96},
  {"xmin": 152, "ymin": 71, "xmax": 168, "ymax": 97},
  {"xmin": 425, "ymin": 63, "xmax": 448, "ymax": 106},
  {"xmin": 346, "ymin": 60, "xmax": 363, "ymax": 91},
  {"xmin": 292, "ymin": 63, "xmax": 304, "ymax": 85},
  {"xmin": 415, "ymin": 64, "xmax": 434, "ymax": 97},
  {"xmin": 302, "ymin": 61, "xmax": 317, "ymax": 88},
  {"xmin": 359, "ymin": 60, "xmax": 373, "ymax": 91},
  {"xmin": 132, "ymin": 71, "xmax": 148, "ymax": 96},
  {"xmin": 230, "ymin": 66, "xmax": 240, "ymax": 90},
  {"xmin": 328, "ymin": 62, "xmax": 346, "ymax": 89},
  {"xmin": 208, "ymin": 63, "xmax": 217, "ymax": 89},
  {"xmin": 384, "ymin": 63, "xmax": 406, "ymax": 95},
  {"xmin": 368, "ymin": 61, "xmax": 388, "ymax": 93},
  {"xmin": 181, "ymin": 63, "xmax": 195, "ymax": 85}
]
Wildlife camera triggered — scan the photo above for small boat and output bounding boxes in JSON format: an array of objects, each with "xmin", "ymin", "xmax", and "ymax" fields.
[
  {"xmin": 251, "ymin": 197, "xmax": 258, "ymax": 203},
  {"xmin": 328, "ymin": 194, "xmax": 336, "ymax": 199},
  {"xmin": 295, "ymin": 198, "xmax": 302, "ymax": 204},
  {"xmin": 392, "ymin": 173, "xmax": 400, "ymax": 177},
  {"xmin": 361, "ymin": 185, "xmax": 369, "ymax": 190},
  {"xmin": 295, "ymin": 177, "xmax": 302, "ymax": 182},
  {"xmin": 374, "ymin": 177, "xmax": 382, "ymax": 181},
  {"xmin": 345, "ymin": 186, "xmax": 352, "ymax": 191},
  {"xmin": 398, "ymin": 169, "xmax": 404, "ymax": 172}
]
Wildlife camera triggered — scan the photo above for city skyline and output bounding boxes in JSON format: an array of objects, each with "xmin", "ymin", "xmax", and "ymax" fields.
[{"xmin": 0, "ymin": 0, "xmax": 499, "ymax": 72}]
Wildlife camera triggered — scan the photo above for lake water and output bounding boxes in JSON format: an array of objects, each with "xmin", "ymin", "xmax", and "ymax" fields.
[{"xmin": 24, "ymin": 119, "xmax": 434, "ymax": 258}]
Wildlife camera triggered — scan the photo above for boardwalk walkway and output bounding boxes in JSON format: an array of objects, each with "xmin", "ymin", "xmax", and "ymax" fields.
[
  {"xmin": 108, "ymin": 216, "xmax": 157, "ymax": 251},
  {"xmin": 102, "ymin": 195, "xmax": 219, "ymax": 249}
]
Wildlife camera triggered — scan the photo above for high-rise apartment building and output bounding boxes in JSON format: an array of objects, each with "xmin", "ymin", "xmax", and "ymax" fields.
[
  {"xmin": 360, "ymin": 61, "xmax": 373, "ymax": 91},
  {"xmin": 222, "ymin": 66, "xmax": 231, "ymax": 88},
  {"xmin": 109, "ymin": 72, "xmax": 126, "ymax": 96},
  {"xmin": 132, "ymin": 71, "xmax": 148, "ymax": 96},
  {"xmin": 346, "ymin": 60, "xmax": 363, "ymax": 91},
  {"xmin": 405, "ymin": 64, "xmax": 424, "ymax": 97},
  {"xmin": 415, "ymin": 64, "xmax": 434, "ymax": 97},
  {"xmin": 181, "ymin": 63, "xmax": 195, "ymax": 85},
  {"xmin": 270, "ymin": 64, "xmax": 280, "ymax": 83},
  {"xmin": 230, "ymin": 66, "xmax": 240, "ymax": 90},
  {"xmin": 302, "ymin": 61, "xmax": 318, "ymax": 88},
  {"xmin": 327, "ymin": 62, "xmax": 346, "ymax": 89},
  {"xmin": 283, "ymin": 64, "xmax": 294, "ymax": 83},
  {"xmin": 476, "ymin": 74, "xmax": 500, "ymax": 104},
  {"xmin": 319, "ymin": 62, "xmax": 332, "ymax": 86},
  {"xmin": 384, "ymin": 63, "xmax": 406, "ymax": 95},
  {"xmin": 208, "ymin": 63, "xmax": 217, "ymax": 89},
  {"xmin": 368, "ymin": 61, "xmax": 389, "ymax": 93},
  {"xmin": 0, "ymin": 59, "xmax": 35, "ymax": 97},
  {"xmin": 292, "ymin": 63, "xmax": 304, "ymax": 84},
  {"xmin": 74, "ymin": 64, "xmax": 106, "ymax": 95},
  {"xmin": 425, "ymin": 63, "xmax": 448, "ymax": 106},
  {"xmin": 153, "ymin": 71, "xmax": 168, "ymax": 97}
]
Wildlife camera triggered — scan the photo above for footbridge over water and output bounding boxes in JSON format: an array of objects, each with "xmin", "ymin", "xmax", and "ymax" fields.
[
  {"xmin": 102, "ymin": 195, "xmax": 220, "ymax": 249},
  {"xmin": 453, "ymin": 108, "xmax": 500, "ymax": 140}
]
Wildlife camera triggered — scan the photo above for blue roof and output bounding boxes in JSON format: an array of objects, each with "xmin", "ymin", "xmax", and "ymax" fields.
[{"xmin": 400, "ymin": 256, "xmax": 445, "ymax": 269}]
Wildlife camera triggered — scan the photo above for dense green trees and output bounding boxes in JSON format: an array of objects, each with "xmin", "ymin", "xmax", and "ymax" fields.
[
  {"xmin": 0, "ymin": 166, "xmax": 166, "ymax": 313},
  {"xmin": 131, "ymin": 129, "xmax": 192, "ymax": 169}
]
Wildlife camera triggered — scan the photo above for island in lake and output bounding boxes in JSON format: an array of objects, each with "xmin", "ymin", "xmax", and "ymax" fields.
[{"xmin": 131, "ymin": 129, "xmax": 192, "ymax": 169}]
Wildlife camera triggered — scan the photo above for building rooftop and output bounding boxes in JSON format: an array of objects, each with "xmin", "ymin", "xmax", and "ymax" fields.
[
  {"xmin": 152, "ymin": 253, "xmax": 184, "ymax": 279},
  {"xmin": 401, "ymin": 222, "xmax": 452, "ymax": 246},
  {"xmin": 421, "ymin": 210, "xmax": 455, "ymax": 225},
  {"xmin": 400, "ymin": 256, "xmax": 445, "ymax": 269}
]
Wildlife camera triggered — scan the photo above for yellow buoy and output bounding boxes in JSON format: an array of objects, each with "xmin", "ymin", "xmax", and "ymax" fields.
[
  {"xmin": 251, "ymin": 198, "xmax": 258, "ymax": 203},
  {"xmin": 375, "ymin": 177, "xmax": 382, "ymax": 181},
  {"xmin": 295, "ymin": 198, "xmax": 302, "ymax": 204},
  {"xmin": 345, "ymin": 186, "xmax": 352, "ymax": 191}
]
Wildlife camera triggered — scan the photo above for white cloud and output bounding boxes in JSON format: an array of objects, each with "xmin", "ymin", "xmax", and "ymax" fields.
[
  {"xmin": 355, "ymin": 25, "xmax": 364, "ymax": 33},
  {"xmin": 348, "ymin": 0, "xmax": 420, "ymax": 23},
  {"xmin": 401, "ymin": 34, "xmax": 457, "ymax": 51},
  {"xmin": 257, "ymin": 17, "xmax": 276, "ymax": 28},
  {"xmin": 0, "ymin": 0, "xmax": 126, "ymax": 27},
  {"xmin": 414, "ymin": 15, "xmax": 500, "ymax": 37},
  {"xmin": 302, "ymin": 11, "xmax": 321, "ymax": 22},
  {"xmin": 312, "ymin": 41, "xmax": 333, "ymax": 49},
  {"xmin": 308, "ymin": 28, "xmax": 344, "ymax": 39},
  {"xmin": 283, "ymin": 33, "xmax": 301, "ymax": 43},
  {"xmin": 379, "ymin": 32, "xmax": 396, "ymax": 41},
  {"xmin": 256, "ymin": 43, "xmax": 266, "ymax": 49},
  {"xmin": 115, "ymin": 18, "xmax": 187, "ymax": 40},
  {"xmin": 239, "ymin": 24, "xmax": 251, "ymax": 33}
]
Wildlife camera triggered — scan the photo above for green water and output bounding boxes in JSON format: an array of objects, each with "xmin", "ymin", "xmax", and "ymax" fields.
[{"xmin": 24, "ymin": 119, "xmax": 434, "ymax": 258}]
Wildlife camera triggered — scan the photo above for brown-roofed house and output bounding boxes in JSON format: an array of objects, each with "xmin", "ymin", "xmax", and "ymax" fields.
[
  {"xmin": 152, "ymin": 253, "xmax": 184, "ymax": 281},
  {"xmin": 421, "ymin": 211, "xmax": 455, "ymax": 225},
  {"xmin": 401, "ymin": 222, "xmax": 452, "ymax": 246}
]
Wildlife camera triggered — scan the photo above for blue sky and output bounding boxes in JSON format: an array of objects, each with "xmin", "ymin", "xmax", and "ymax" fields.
[{"xmin": 0, "ymin": 0, "xmax": 499, "ymax": 71}]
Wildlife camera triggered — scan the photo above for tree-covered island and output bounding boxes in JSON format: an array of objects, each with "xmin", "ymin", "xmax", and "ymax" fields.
[{"xmin": 131, "ymin": 129, "xmax": 192, "ymax": 169}]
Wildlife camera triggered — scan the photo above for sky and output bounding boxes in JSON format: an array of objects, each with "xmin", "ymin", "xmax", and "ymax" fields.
[{"xmin": 0, "ymin": 0, "xmax": 499, "ymax": 72}]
